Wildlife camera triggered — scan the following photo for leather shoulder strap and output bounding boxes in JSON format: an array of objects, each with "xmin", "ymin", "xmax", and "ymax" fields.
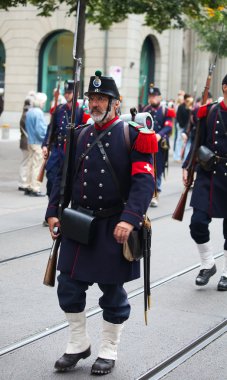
[{"xmin": 123, "ymin": 122, "xmax": 131, "ymax": 153}]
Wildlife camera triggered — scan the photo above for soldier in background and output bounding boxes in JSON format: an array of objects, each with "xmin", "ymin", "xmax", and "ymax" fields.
[
  {"xmin": 143, "ymin": 84, "xmax": 176, "ymax": 207},
  {"xmin": 42, "ymin": 80, "xmax": 90, "ymax": 198},
  {"xmin": 182, "ymin": 75, "xmax": 227, "ymax": 291},
  {"xmin": 45, "ymin": 71, "xmax": 157, "ymax": 375}
]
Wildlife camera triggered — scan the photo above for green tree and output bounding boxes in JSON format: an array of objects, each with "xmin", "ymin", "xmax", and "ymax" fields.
[
  {"xmin": 1, "ymin": 0, "xmax": 227, "ymax": 58},
  {"xmin": 189, "ymin": 5, "xmax": 227, "ymax": 57},
  {"xmin": 1, "ymin": 0, "xmax": 226, "ymax": 33}
]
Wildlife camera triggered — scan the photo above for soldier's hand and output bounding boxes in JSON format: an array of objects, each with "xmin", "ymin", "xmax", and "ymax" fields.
[
  {"xmin": 42, "ymin": 146, "xmax": 49, "ymax": 159},
  {"xmin": 47, "ymin": 217, "xmax": 61, "ymax": 240},
  {"xmin": 182, "ymin": 169, "xmax": 188, "ymax": 186},
  {"xmin": 113, "ymin": 221, "xmax": 134, "ymax": 244}
]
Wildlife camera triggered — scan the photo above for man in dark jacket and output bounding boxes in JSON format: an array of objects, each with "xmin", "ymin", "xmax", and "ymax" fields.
[
  {"xmin": 182, "ymin": 76, "xmax": 227, "ymax": 291},
  {"xmin": 45, "ymin": 71, "xmax": 158, "ymax": 375}
]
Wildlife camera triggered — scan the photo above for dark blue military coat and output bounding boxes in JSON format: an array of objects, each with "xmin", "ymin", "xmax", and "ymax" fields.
[
  {"xmin": 189, "ymin": 101, "xmax": 227, "ymax": 217},
  {"xmin": 143, "ymin": 104, "xmax": 175, "ymax": 177},
  {"xmin": 46, "ymin": 117, "xmax": 157, "ymax": 284}
]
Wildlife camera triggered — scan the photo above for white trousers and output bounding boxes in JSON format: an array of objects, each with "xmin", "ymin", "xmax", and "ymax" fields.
[
  {"xmin": 18, "ymin": 149, "xmax": 30, "ymax": 188},
  {"xmin": 26, "ymin": 144, "xmax": 43, "ymax": 192}
]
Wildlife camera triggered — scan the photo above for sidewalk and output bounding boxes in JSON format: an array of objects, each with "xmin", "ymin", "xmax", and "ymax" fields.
[{"xmin": 0, "ymin": 126, "xmax": 20, "ymax": 141}]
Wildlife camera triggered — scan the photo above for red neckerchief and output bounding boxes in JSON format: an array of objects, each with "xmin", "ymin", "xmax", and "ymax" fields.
[
  {"xmin": 220, "ymin": 100, "xmax": 227, "ymax": 111},
  {"xmin": 94, "ymin": 116, "xmax": 119, "ymax": 130}
]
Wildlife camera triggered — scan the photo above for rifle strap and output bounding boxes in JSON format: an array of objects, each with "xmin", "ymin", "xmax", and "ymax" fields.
[{"xmin": 123, "ymin": 122, "xmax": 131, "ymax": 153}]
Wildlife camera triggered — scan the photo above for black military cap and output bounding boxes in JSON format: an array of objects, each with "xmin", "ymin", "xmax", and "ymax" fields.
[
  {"xmin": 222, "ymin": 74, "xmax": 227, "ymax": 86},
  {"xmin": 64, "ymin": 80, "xmax": 74, "ymax": 93},
  {"xmin": 149, "ymin": 83, "xmax": 161, "ymax": 96},
  {"xmin": 85, "ymin": 70, "xmax": 120, "ymax": 100}
]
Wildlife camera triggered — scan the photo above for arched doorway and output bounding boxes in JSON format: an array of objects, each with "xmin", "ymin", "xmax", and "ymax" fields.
[
  {"xmin": 39, "ymin": 30, "xmax": 74, "ymax": 111},
  {"xmin": 138, "ymin": 36, "xmax": 155, "ymax": 111},
  {"xmin": 0, "ymin": 39, "xmax": 6, "ymax": 90}
]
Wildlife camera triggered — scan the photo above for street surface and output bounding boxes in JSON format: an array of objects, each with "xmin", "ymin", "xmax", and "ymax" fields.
[{"xmin": 0, "ymin": 130, "xmax": 226, "ymax": 380}]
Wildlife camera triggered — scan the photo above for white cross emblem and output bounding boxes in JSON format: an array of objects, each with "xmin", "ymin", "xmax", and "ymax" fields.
[{"xmin": 144, "ymin": 164, "xmax": 152, "ymax": 172}]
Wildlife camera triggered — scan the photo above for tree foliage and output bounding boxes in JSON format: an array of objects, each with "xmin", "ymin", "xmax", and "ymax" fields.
[
  {"xmin": 189, "ymin": 4, "xmax": 227, "ymax": 57},
  {"xmin": 1, "ymin": 0, "xmax": 227, "ymax": 55},
  {"xmin": 0, "ymin": 0, "xmax": 225, "ymax": 31}
]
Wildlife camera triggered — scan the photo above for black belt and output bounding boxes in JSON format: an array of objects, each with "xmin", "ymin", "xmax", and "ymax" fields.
[
  {"xmin": 72, "ymin": 204, "xmax": 123, "ymax": 218},
  {"xmin": 216, "ymin": 155, "xmax": 227, "ymax": 163},
  {"xmin": 53, "ymin": 135, "xmax": 66, "ymax": 143}
]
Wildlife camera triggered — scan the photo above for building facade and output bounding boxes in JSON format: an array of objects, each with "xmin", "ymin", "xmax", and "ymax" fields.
[{"xmin": 1, "ymin": 4, "xmax": 227, "ymax": 127}]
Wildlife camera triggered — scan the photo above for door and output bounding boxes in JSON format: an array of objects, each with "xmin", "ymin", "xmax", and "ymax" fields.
[{"xmin": 138, "ymin": 36, "xmax": 155, "ymax": 111}]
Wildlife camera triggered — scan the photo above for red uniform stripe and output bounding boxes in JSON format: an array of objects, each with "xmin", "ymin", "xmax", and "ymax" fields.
[
  {"xmin": 164, "ymin": 120, "xmax": 173, "ymax": 127},
  {"xmin": 131, "ymin": 161, "xmax": 154, "ymax": 176}
]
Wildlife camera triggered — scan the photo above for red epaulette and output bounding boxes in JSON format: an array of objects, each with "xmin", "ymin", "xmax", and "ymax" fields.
[
  {"xmin": 82, "ymin": 112, "xmax": 90, "ymax": 124},
  {"xmin": 197, "ymin": 104, "xmax": 208, "ymax": 119},
  {"xmin": 166, "ymin": 108, "xmax": 176, "ymax": 118},
  {"xmin": 133, "ymin": 130, "xmax": 158, "ymax": 154}
]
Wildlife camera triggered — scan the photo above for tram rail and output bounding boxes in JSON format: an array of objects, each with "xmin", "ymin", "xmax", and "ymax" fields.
[
  {"xmin": 0, "ymin": 207, "xmax": 191, "ymax": 265},
  {"xmin": 0, "ymin": 190, "xmax": 187, "ymax": 236},
  {"xmin": 0, "ymin": 251, "xmax": 223, "ymax": 358},
  {"xmin": 136, "ymin": 319, "xmax": 227, "ymax": 380}
]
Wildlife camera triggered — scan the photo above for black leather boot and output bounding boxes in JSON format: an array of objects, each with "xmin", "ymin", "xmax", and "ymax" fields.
[
  {"xmin": 195, "ymin": 264, "xmax": 217, "ymax": 286},
  {"xmin": 54, "ymin": 346, "xmax": 91, "ymax": 371},
  {"xmin": 91, "ymin": 357, "xmax": 115, "ymax": 375},
  {"xmin": 217, "ymin": 276, "xmax": 227, "ymax": 291}
]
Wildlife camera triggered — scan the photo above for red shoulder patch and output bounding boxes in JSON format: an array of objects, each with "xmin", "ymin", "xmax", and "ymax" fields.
[
  {"xmin": 82, "ymin": 112, "xmax": 90, "ymax": 124},
  {"xmin": 131, "ymin": 162, "xmax": 154, "ymax": 177},
  {"xmin": 133, "ymin": 131, "xmax": 158, "ymax": 154},
  {"xmin": 166, "ymin": 108, "xmax": 176, "ymax": 118},
  {"xmin": 197, "ymin": 104, "xmax": 208, "ymax": 119}
]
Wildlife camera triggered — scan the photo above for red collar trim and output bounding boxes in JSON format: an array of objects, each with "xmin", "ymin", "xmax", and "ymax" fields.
[
  {"xmin": 220, "ymin": 100, "xmax": 227, "ymax": 111},
  {"xmin": 95, "ymin": 116, "xmax": 119, "ymax": 130}
]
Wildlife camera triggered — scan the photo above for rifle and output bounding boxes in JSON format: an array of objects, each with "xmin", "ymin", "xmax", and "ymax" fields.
[
  {"xmin": 172, "ymin": 62, "xmax": 216, "ymax": 221},
  {"xmin": 37, "ymin": 77, "xmax": 61, "ymax": 183},
  {"xmin": 43, "ymin": 228, "xmax": 61, "ymax": 286},
  {"xmin": 43, "ymin": 0, "xmax": 83, "ymax": 287}
]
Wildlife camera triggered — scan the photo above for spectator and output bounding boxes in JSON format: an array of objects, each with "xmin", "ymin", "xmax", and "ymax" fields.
[
  {"xmin": 25, "ymin": 92, "xmax": 47, "ymax": 196},
  {"xmin": 174, "ymin": 93, "xmax": 192, "ymax": 162},
  {"xmin": 18, "ymin": 91, "xmax": 36, "ymax": 191}
]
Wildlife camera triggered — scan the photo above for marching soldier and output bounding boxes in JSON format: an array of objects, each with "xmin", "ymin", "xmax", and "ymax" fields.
[
  {"xmin": 42, "ymin": 80, "xmax": 90, "ymax": 198},
  {"xmin": 45, "ymin": 71, "xmax": 158, "ymax": 375},
  {"xmin": 143, "ymin": 84, "xmax": 175, "ymax": 206},
  {"xmin": 183, "ymin": 75, "xmax": 227, "ymax": 291}
]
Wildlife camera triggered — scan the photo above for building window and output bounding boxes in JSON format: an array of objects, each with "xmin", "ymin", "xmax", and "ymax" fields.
[
  {"xmin": 39, "ymin": 30, "xmax": 74, "ymax": 112},
  {"xmin": 0, "ymin": 39, "xmax": 6, "ymax": 90},
  {"xmin": 138, "ymin": 36, "xmax": 155, "ymax": 111}
]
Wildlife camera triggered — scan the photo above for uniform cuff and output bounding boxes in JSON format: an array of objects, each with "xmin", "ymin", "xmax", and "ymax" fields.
[
  {"xmin": 45, "ymin": 205, "xmax": 58, "ymax": 220},
  {"xmin": 120, "ymin": 209, "xmax": 144, "ymax": 230}
]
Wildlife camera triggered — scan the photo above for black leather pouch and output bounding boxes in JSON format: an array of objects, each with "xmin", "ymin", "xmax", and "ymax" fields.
[
  {"xmin": 197, "ymin": 145, "xmax": 216, "ymax": 171},
  {"xmin": 123, "ymin": 230, "xmax": 143, "ymax": 262},
  {"xmin": 61, "ymin": 207, "xmax": 96, "ymax": 245}
]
